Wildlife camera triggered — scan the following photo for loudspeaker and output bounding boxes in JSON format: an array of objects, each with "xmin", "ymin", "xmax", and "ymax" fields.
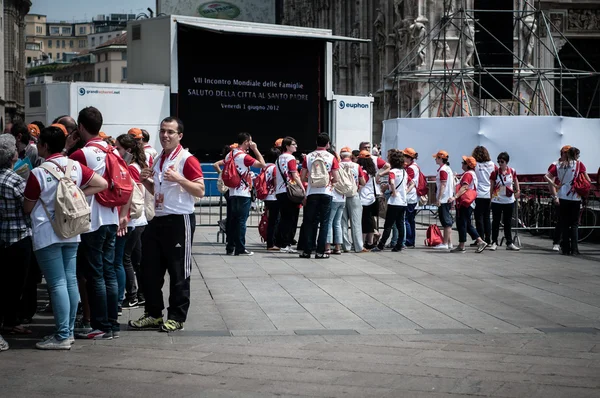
[{"xmin": 474, "ymin": 0, "xmax": 513, "ymax": 99}]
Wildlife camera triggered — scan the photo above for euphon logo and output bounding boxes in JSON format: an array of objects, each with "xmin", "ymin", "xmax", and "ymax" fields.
[{"xmin": 339, "ymin": 100, "xmax": 369, "ymax": 109}]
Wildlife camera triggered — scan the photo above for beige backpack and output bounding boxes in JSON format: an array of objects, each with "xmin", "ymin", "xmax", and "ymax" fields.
[
  {"xmin": 40, "ymin": 160, "xmax": 91, "ymax": 239},
  {"xmin": 129, "ymin": 180, "xmax": 145, "ymax": 219},
  {"xmin": 309, "ymin": 153, "xmax": 329, "ymax": 188}
]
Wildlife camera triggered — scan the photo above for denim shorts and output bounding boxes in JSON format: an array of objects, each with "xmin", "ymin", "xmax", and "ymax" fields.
[{"xmin": 438, "ymin": 203, "xmax": 453, "ymax": 227}]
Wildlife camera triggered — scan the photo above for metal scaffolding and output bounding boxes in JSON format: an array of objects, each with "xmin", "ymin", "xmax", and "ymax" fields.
[{"xmin": 386, "ymin": 0, "xmax": 600, "ymax": 119}]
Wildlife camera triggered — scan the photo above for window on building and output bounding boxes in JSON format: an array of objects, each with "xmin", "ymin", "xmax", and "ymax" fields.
[
  {"xmin": 62, "ymin": 27, "xmax": 71, "ymax": 35},
  {"xmin": 48, "ymin": 53, "xmax": 52, "ymax": 59},
  {"xmin": 62, "ymin": 40, "xmax": 66, "ymax": 48},
  {"xmin": 100, "ymin": 36, "xmax": 104, "ymax": 43},
  {"xmin": 25, "ymin": 43, "xmax": 40, "ymax": 51},
  {"xmin": 108, "ymin": 35, "xmax": 112, "ymax": 39},
  {"xmin": 79, "ymin": 39, "xmax": 86, "ymax": 48},
  {"xmin": 79, "ymin": 26, "xmax": 86, "ymax": 35},
  {"xmin": 69, "ymin": 40, "xmax": 73, "ymax": 47},
  {"xmin": 50, "ymin": 26, "xmax": 60, "ymax": 35},
  {"xmin": 122, "ymin": 51, "xmax": 127, "ymax": 61},
  {"xmin": 48, "ymin": 40, "xmax": 52, "ymax": 48},
  {"xmin": 36, "ymin": 26, "xmax": 42, "ymax": 34},
  {"xmin": 57, "ymin": 52, "xmax": 61, "ymax": 60},
  {"xmin": 122, "ymin": 67, "xmax": 127, "ymax": 81},
  {"xmin": 29, "ymin": 91, "xmax": 42, "ymax": 108},
  {"xmin": 27, "ymin": 56, "xmax": 31, "ymax": 64},
  {"xmin": 91, "ymin": 37, "xmax": 95, "ymax": 46},
  {"xmin": 97, "ymin": 69, "xmax": 101, "ymax": 82},
  {"xmin": 56, "ymin": 40, "xmax": 59, "ymax": 47},
  {"xmin": 74, "ymin": 73, "xmax": 81, "ymax": 81},
  {"xmin": 104, "ymin": 67, "xmax": 108, "ymax": 82},
  {"xmin": 132, "ymin": 25, "xmax": 141, "ymax": 40}
]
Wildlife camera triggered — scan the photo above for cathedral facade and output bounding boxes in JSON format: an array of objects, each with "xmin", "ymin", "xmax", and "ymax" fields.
[{"xmin": 280, "ymin": 0, "xmax": 600, "ymax": 142}]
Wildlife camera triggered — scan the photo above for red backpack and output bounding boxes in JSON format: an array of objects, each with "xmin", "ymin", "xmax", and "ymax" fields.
[
  {"xmin": 222, "ymin": 150, "xmax": 244, "ymax": 188},
  {"xmin": 88, "ymin": 143, "xmax": 133, "ymax": 208},
  {"xmin": 416, "ymin": 165, "xmax": 429, "ymax": 197},
  {"xmin": 255, "ymin": 165, "xmax": 275, "ymax": 200},
  {"xmin": 258, "ymin": 210, "xmax": 268, "ymax": 242},
  {"xmin": 425, "ymin": 224, "xmax": 443, "ymax": 246}
]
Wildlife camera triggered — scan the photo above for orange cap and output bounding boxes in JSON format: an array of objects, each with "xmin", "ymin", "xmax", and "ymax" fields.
[
  {"xmin": 98, "ymin": 131, "xmax": 108, "ymax": 139},
  {"xmin": 128, "ymin": 128, "xmax": 143, "ymax": 139},
  {"xmin": 432, "ymin": 150, "xmax": 449, "ymax": 159},
  {"xmin": 230, "ymin": 143, "xmax": 239, "ymax": 149},
  {"xmin": 340, "ymin": 146, "xmax": 353, "ymax": 154},
  {"xmin": 403, "ymin": 147, "xmax": 417, "ymax": 158},
  {"xmin": 560, "ymin": 145, "xmax": 571, "ymax": 153},
  {"xmin": 274, "ymin": 138, "xmax": 283, "ymax": 147},
  {"xmin": 28, "ymin": 124, "xmax": 40, "ymax": 138},
  {"xmin": 462, "ymin": 155, "xmax": 477, "ymax": 169},
  {"xmin": 358, "ymin": 150, "xmax": 371, "ymax": 159},
  {"xmin": 50, "ymin": 123, "xmax": 68, "ymax": 137}
]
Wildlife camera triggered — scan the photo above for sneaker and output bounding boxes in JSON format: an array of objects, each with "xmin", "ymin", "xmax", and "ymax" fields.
[
  {"xmin": 476, "ymin": 241, "xmax": 488, "ymax": 253},
  {"xmin": 448, "ymin": 244, "xmax": 454, "ymax": 250},
  {"xmin": 43, "ymin": 334, "xmax": 75, "ymax": 345},
  {"xmin": 75, "ymin": 329, "xmax": 106, "ymax": 339},
  {"xmin": 128, "ymin": 314, "xmax": 163, "ymax": 329},
  {"xmin": 433, "ymin": 244, "xmax": 448, "ymax": 249},
  {"xmin": 136, "ymin": 297, "xmax": 146, "ymax": 306},
  {"xmin": 235, "ymin": 250, "xmax": 254, "ymax": 256},
  {"xmin": 0, "ymin": 335, "xmax": 8, "ymax": 351},
  {"xmin": 280, "ymin": 245, "xmax": 297, "ymax": 254},
  {"xmin": 99, "ymin": 331, "xmax": 113, "ymax": 340},
  {"xmin": 112, "ymin": 330, "xmax": 120, "ymax": 339},
  {"xmin": 506, "ymin": 243, "xmax": 520, "ymax": 251},
  {"xmin": 469, "ymin": 241, "xmax": 479, "ymax": 247},
  {"xmin": 118, "ymin": 306, "xmax": 123, "ymax": 316},
  {"xmin": 552, "ymin": 244, "xmax": 560, "ymax": 251},
  {"xmin": 160, "ymin": 319, "xmax": 184, "ymax": 333},
  {"xmin": 36, "ymin": 335, "xmax": 71, "ymax": 350},
  {"xmin": 452, "ymin": 246, "xmax": 466, "ymax": 253},
  {"xmin": 489, "ymin": 243, "xmax": 498, "ymax": 251},
  {"xmin": 74, "ymin": 320, "xmax": 92, "ymax": 334},
  {"xmin": 122, "ymin": 299, "xmax": 139, "ymax": 309}
]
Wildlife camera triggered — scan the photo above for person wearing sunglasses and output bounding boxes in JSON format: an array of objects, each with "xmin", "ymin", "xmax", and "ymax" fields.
[{"xmin": 489, "ymin": 152, "xmax": 520, "ymax": 251}]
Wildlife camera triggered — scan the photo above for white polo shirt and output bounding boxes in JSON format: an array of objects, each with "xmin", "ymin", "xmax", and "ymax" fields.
[
  {"xmin": 436, "ymin": 164, "xmax": 454, "ymax": 204},
  {"xmin": 301, "ymin": 148, "xmax": 339, "ymax": 196}
]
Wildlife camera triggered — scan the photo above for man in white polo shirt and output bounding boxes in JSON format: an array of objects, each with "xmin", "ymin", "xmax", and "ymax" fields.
[{"xmin": 129, "ymin": 117, "xmax": 205, "ymax": 333}]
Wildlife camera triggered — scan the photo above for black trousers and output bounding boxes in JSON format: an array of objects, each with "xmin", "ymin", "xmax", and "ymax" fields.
[
  {"xmin": 0, "ymin": 237, "xmax": 32, "ymax": 327},
  {"xmin": 264, "ymin": 200, "xmax": 280, "ymax": 248},
  {"xmin": 124, "ymin": 225, "xmax": 145, "ymax": 301},
  {"xmin": 276, "ymin": 193, "xmax": 300, "ymax": 248},
  {"xmin": 301, "ymin": 194, "xmax": 332, "ymax": 255},
  {"xmin": 378, "ymin": 205, "xmax": 406, "ymax": 250},
  {"xmin": 491, "ymin": 202, "xmax": 514, "ymax": 245},
  {"xmin": 474, "ymin": 198, "xmax": 491, "ymax": 243},
  {"xmin": 142, "ymin": 214, "xmax": 195, "ymax": 322},
  {"xmin": 559, "ymin": 199, "xmax": 580, "ymax": 254}
]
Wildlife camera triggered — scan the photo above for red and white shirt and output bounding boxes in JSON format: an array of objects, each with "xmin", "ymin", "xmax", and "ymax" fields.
[
  {"xmin": 548, "ymin": 161, "xmax": 587, "ymax": 201},
  {"xmin": 406, "ymin": 163, "xmax": 420, "ymax": 205},
  {"xmin": 302, "ymin": 148, "xmax": 339, "ymax": 196},
  {"xmin": 144, "ymin": 144, "xmax": 158, "ymax": 168},
  {"xmin": 153, "ymin": 145, "xmax": 204, "ymax": 216},
  {"xmin": 128, "ymin": 162, "xmax": 148, "ymax": 227},
  {"xmin": 24, "ymin": 154, "xmax": 94, "ymax": 250},
  {"xmin": 435, "ymin": 164, "xmax": 454, "ymax": 204},
  {"xmin": 263, "ymin": 163, "xmax": 277, "ymax": 201},
  {"xmin": 275, "ymin": 153, "xmax": 298, "ymax": 195},
  {"xmin": 340, "ymin": 159, "xmax": 365, "ymax": 189},
  {"xmin": 388, "ymin": 168, "xmax": 411, "ymax": 206},
  {"xmin": 458, "ymin": 170, "xmax": 478, "ymax": 208},
  {"xmin": 225, "ymin": 148, "xmax": 256, "ymax": 198},
  {"xmin": 491, "ymin": 167, "xmax": 517, "ymax": 204},
  {"xmin": 475, "ymin": 161, "xmax": 496, "ymax": 199},
  {"xmin": 69, "ymin": 138, "xmax": 121, "ymax": 232},
  {"xmin": 371, "ymin": 156, "xmax": 387, "ymax": 195}
]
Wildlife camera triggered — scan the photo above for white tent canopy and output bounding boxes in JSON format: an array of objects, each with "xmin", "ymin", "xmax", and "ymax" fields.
[{"xmin": 381, "ymin": 116, "xmax": 600, "ymax": 177}]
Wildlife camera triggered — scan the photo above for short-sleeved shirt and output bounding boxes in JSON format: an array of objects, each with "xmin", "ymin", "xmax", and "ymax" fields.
[
  {"xmin": 435, "ymin": 164, "xmax": 454, "ymax": 204},
  {"xmin": 301, "ymin": 149, "xmax": 339, "ymax": 196},
  {"xmin": 0, "ymin": 169, "xmax": 31, "ymax": 247},
  {"xmin": 548, "ymin": 161, "xmax": 587, "ymax": 201},
  {"xmin": 371, "ymin": 156, "xmax": 387, "ymax": 195},
  {"xmin": 388, "ymin": 168, "xmax": 410, "ymax": 206},
  {"xmin": 406, "ymin": 163, "xmax": 420, "ymax": 204},
  {"xmin": 459, "ymin": 170, "xmax": 478, "ymax": 208},
  {"xmin": 491, "ymin": 167, "xmax": 517, "ymax": 204},
  {"xmin": 69, "ymin": 138, "xmax": 121, "ymax": 232},
  {"xmin": 360, "ymin": 174, "xmax": 377, "ymax": 206},
  {"xmin": 144, "ymin": 144, "xmax": 158, "ymax": 168},
  {"xmin": 24, "ymin": 154, "xmax": 94, "ymax": 250},
  {"xmin": 275, "ymin": 153, "xmax": 298, "ymax": 195},
  {"xmin": 475, "ymin": 161, "xmax": 496, "ymax": 198},
  {"xmin": 263, "ymin": 163, "xmax": 277, "ymax": 201},
  {"xmin": 153, "ymin": 145, "xmax": 204, "ymax": 216},
  {"xmin": 225, "ymin": 149, "xmax": 256, "ymax": 198}
]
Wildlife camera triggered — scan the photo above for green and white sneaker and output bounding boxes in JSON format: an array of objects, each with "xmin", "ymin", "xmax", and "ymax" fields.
[
  {"xmin": 160, "ymin": 320, "xmax": 184, "ymax": 333},
  {"xmin": 128, "ymin": 314, "xmax": 163, "ymax": 329}
]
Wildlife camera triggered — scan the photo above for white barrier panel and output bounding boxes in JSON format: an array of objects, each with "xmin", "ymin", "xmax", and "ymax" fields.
[{"xmin": 382, "ymin": 116, "xmax": 600, "ymax": 176}]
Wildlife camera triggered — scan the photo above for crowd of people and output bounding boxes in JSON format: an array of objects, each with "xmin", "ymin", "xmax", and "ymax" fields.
[
  {"xmin": 0, "ymin": 114, "xmax": 593, "ymax": 353},
  {"xmin": 0, "ymin": 108, "xmax": 204, "ymax": 351}
]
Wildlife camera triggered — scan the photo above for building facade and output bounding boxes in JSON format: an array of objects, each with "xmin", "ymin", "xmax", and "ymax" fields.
[
  {"xmin": 91, "ymin": 34, "xmax": 127, "ymax": 83},
  {"xmin": 24, "ymin": 14, "xmax": 93, "ymax": 65},
  {"xmin": 0, "ymin": 0, "xmax": 5, "ymax": 129},
  {"xmin": 4, "ymin": 0, "xmax": 31, "ymax": 123},
  {"xmin": 280, "ymin": 0, "xmax": 600, "ymax": 141}
]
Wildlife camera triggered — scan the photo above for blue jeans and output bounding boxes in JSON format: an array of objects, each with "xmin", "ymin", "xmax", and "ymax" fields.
[
  {"xmin": 404, "ymin": 202, "xmax": 417, "ymax": 246},
  {"xmin": 226, "ymin": 196, "xmax": 252, "ymax": 254},
  {"xmin": 81, "ymin": 225, "xmax": 119, "ymax": 332},
  {"xmin": 457, "ymin": 206, "xmax": 479, "ymax": 243},
  {"xmin": 391, "ymin": 224, "xmax": 399, "ymax": 246},
  {"xmin": 327, "ymin": 201, "xmax": 345, "ymax": 244},
  {"xmin": 302, "ymin": 194, "xmax": 332, "ymax": 255},
  {"xmin": 35, "ymin": 243, "xmax": 79, "ymax": 340},
  {"xmin": 114, "ymin": 227, "xmax": 133, "ymax": 304}
]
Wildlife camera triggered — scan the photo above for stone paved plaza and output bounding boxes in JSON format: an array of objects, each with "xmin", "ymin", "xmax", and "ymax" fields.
[{"xmin": 1, "ymin": 225, "xmax": 600, "ymax": 397}]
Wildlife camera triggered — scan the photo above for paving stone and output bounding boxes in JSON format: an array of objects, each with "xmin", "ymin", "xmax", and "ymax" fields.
[
  {"xmin": 294, "ymin": 329, "xmax": 359, "ymax": 335},
  {"xmin": 418, "ymin": 328, "xmax": 483, "ymax": 335}
]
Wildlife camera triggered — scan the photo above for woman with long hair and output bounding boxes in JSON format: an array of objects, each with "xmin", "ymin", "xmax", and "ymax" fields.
[
  {"xmin": 545, "ymin": 147, "xmax": 591, "ymax": 255},
  {"xmin": 472, "ymin": 146, "xmax": 495, "ymax": 246},
  {"xmin": 357, "ymin": 151, "xmax": 378, "ymax": 249},
  {"xmin": 114, "ymin": 134, "xmax": 148, "ymax": 309}
]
